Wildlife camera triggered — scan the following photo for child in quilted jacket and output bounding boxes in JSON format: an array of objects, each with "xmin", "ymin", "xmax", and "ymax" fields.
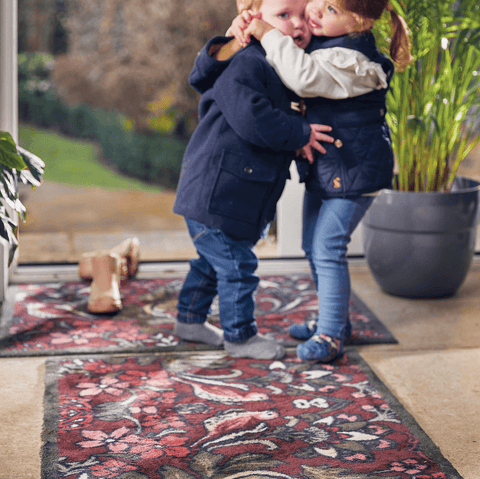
[{"xmin": 227, "ymin": 0, "xmax": 412, "ymax": 362}]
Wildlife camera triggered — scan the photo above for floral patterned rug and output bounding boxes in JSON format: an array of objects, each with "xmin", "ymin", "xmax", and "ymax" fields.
[
  {"xmin": 41, "ymin": 351, "xmax": 462, "ymax": 478},
  {"xmin": 0, "ymin": 274, "xmax": 396, "ymax": 357}
]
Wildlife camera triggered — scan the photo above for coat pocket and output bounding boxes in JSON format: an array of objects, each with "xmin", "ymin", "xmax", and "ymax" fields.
[{"xmin": 208, "ymin": 149, "xmax": 277, "ymax": 225}]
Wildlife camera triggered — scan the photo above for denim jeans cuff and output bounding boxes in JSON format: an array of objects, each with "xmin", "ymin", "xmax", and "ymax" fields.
[
  {"xmin": 176, "ymin": 314, "xmax": 207, "ymax": 324},
  {"xmin": 223, "ymin": 324, "xmax": 258, "ymax": 343}
]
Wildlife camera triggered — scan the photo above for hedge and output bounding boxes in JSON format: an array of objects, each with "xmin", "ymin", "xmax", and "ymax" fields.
[{"xmin": 18, "ymin": 52, "xmax": 187, "ymax": 190}]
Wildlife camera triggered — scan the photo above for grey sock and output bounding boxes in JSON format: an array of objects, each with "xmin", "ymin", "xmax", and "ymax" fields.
[
  {"xmin": 224, "ymin": 334, "xmax": 286, "ymax": 360},
  {"xmin": 174, "ymin": 321, "xmax": 224, "ymax": 346}
]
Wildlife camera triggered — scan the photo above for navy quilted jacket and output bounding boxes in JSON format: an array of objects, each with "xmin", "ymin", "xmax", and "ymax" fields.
[
  {"xmin": 300, "ymin": 32, "xmax": 395, "ymax": 197},
  {"xmin": 173, "ymin": 36, "xmax": 311, "ymax": 242}
]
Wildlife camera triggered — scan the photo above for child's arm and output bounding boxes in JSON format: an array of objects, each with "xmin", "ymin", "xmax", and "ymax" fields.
[
  {"xmin": 189, "ymin": 37, "xmax": 235, "ymax": 94},
  {"xmin": 245, "ymin": 22, "xmax": 388, "ymax": 99},
  {"xmin": 188, "ymin": 34, "xmax": 247, "ymax": 93},
  {"xmin": 212, "ymin": 53, "xmax": 333, "ymax": 154}
]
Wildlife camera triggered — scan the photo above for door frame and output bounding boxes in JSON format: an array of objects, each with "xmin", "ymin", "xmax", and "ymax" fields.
[{"xmin": 0, "ymin": 0, "xmax": 18, "ymax": 301}]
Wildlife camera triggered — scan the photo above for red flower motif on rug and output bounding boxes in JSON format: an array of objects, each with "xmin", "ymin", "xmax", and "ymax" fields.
[
  {"xmin": 42, "ymin": 351, "xmax": 460, "ymax": 478},
  {"xmin": 1, "ymin": 275, "xmax": 396, "ymax": 356}
]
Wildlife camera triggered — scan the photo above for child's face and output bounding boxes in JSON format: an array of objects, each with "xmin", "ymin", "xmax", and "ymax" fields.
[
  {"xmin": 257, "ymin": 0, "xmax": 311, "ymax": 49},
  {"xmin": 306, "ymin": 0, "xmax": 358, "ymax": 37}
]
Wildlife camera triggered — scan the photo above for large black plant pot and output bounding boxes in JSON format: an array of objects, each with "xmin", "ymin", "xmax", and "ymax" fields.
[{"xmin": 362, "ymin": 176, "xmax": 480, "ymax": 298}]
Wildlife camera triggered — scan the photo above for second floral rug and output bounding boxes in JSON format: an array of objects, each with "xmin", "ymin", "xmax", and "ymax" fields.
[{"xmin": 0, "ymin": 274, "xmax": 396, "ymax": 357}]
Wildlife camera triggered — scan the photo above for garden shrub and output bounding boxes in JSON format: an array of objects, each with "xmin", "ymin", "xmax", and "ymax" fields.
[{"xmin": 18, "ymin": 52, "xmax": 186, "ymax": 189}]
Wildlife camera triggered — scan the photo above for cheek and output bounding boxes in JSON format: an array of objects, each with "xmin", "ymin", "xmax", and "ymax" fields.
[
  {"xmin": 322, "ymin": 18, "xmax": 348, "ymax": 36},
  {"xmin": 332, "ymin": 23, "xmax": 350, "ymax": 36},
  {"xmin": 276, "ymin": 23, "xmax": 294, "ymax": 37},
  {"xmin": 265, "ymin": 18, "xmax": 283, "ymax": 33}
]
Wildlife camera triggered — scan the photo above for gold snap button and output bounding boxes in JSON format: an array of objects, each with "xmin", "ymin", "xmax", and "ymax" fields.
[{"xmin": 334, "ymin": 139, "xmax": 343, "ymax": 148}]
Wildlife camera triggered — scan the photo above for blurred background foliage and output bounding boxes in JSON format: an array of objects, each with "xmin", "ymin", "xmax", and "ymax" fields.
[{"xmin": 17, "ymin": 0, "xmax": 237, "ymax": 189}]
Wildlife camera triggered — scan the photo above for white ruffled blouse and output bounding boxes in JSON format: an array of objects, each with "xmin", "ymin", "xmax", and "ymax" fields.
[{"xmin": 261, "ymin": 29, "xmax": 389, "ymax": 99}]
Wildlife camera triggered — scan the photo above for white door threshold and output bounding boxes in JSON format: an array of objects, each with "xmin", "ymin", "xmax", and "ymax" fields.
[{"xmin": 10, "ymin": 258, "xmax": 320, "ymax": 284}]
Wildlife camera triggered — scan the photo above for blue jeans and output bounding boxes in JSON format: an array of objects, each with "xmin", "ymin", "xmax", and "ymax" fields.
[
  {"xmin": 302, "ymin": 191, "xmax": 373, "ymax": 339},
  {"xmin": 176, "ymin": 219, "xmax": 259, "ymax": 343}
]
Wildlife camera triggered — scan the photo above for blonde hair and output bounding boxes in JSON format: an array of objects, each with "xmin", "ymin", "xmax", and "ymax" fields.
[{"xmin": 332, "ymin": 0, "xmax": 413, "ymax": 71}]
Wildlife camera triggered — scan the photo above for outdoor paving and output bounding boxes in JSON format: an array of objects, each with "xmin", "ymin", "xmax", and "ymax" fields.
[
  {"xmin": 17, "ymin": 182, "xmax": 193, "ymax": 263},
  {"xmin": 17, "ymin": 181, "xmax": 278, "ymax": 263}
]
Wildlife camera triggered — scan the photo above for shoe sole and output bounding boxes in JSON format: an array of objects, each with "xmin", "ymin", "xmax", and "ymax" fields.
[{"xmin": 88, "ymin": 297, "xmax": 122, "ymax": 314}]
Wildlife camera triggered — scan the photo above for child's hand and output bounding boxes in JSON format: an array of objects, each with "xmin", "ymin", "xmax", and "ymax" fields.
[
  {"xmin": 243, "ymin": 18, "xmax": 275, "ymax": 42},
  {"xmin": 301, "ymin": 146, "xmax": 316, "ymax": 164},
  {"xmin": 227, "ymin": 10, "xmax": 261, "ymax": 47},
  {"xmin": 303, "ymin": 124, "xmax": 334, "ymax": 163},
  {"xmin": 298, "ymin": 145, "xmax": 313, "ymax": 162}
]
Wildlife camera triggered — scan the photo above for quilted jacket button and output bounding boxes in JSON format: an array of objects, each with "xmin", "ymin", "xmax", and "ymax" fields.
[
  {"xmin": 244, "ymin": 166, "xmax": 253, "ymax": 174},
  {"xmin": 334, "ymin": 139, "xmax": 343, "ymax": 148}
]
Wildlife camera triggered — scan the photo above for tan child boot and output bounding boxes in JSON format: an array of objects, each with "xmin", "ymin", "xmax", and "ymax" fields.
[
  {"xmin": 87, "ymin": 252, "xmax": 123, "ymax": 314},
  {"xmin": 78, "ymin": 237, "xmax": 140, "ymax": 281},
  {"xmin": 110, "ymin": 237, "xmax": 140, "ymax": 278}
]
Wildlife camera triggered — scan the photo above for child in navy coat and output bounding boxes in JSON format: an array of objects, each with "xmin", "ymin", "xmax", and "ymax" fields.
[{"xmin": 173, "ymin": 0, "xmax": 334, "ymax": 359}]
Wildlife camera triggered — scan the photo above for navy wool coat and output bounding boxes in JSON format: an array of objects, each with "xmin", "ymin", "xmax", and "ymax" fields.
[{"xmin": 173, "ymin": 36, "xmax": 312, "ymax": 243}]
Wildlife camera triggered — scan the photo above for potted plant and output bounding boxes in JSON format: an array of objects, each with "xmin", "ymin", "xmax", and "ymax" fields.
[
  {"xmin": 362, "ymin": 0, "xmax": 480, "ymax": 298},
  {"xmin": 0, "ymin": 131, "xmax": 45, "ymax": 265}
]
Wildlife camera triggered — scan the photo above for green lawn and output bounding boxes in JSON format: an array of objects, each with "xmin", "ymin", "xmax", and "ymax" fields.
[{"xmin": 18, "ymin": 124, "xmax": 160, "ymax": 192}]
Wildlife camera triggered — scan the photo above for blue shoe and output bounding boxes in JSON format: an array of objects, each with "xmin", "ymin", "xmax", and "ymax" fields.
[
  {"xmin": 297, "ymin": 334, "xmax": 344, "ymax": 363},
  {"xmin": 289, "ymin": 319, "xmax": 317, "ymax": 340}
]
